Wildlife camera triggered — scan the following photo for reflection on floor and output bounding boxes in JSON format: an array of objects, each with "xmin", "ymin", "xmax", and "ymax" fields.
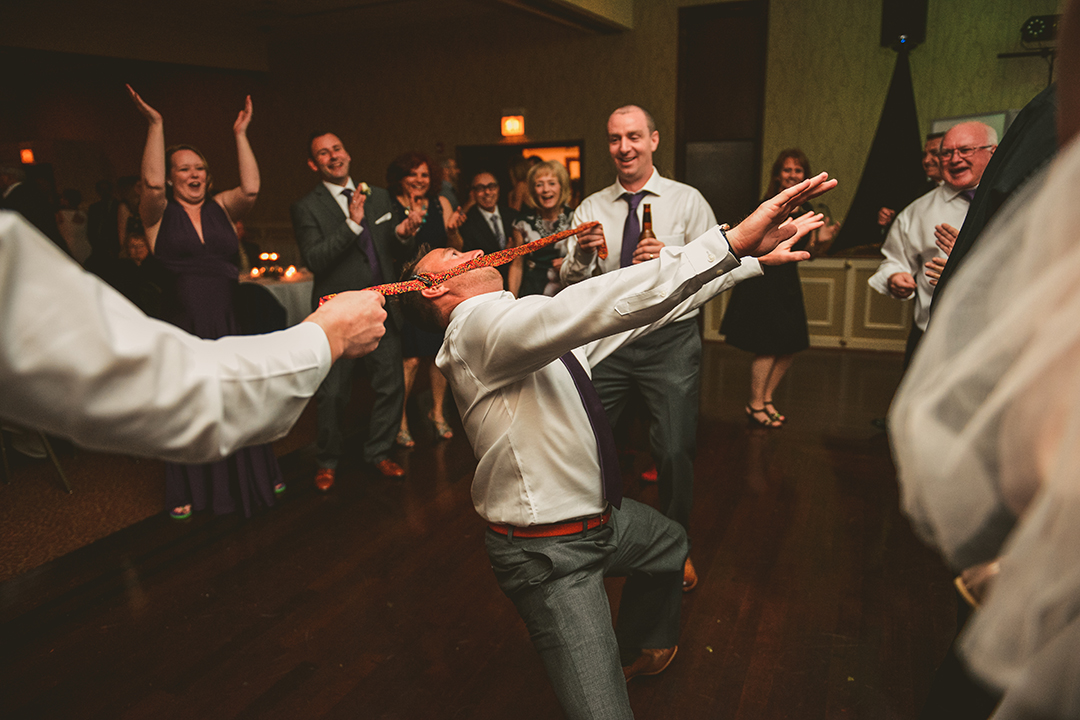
[{"xmin": 0, "ymin": 344, "xmax": 955, "ymax": 719}]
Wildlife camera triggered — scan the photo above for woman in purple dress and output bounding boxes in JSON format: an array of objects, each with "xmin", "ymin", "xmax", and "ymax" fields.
[{"xmin": 129, "ymin": 85, "xmax": 283, "ymax": 520}]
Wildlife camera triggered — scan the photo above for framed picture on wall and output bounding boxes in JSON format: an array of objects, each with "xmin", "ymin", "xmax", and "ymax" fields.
[{"xmin": 930, "ymin": 109, "xmax": 1021, "ymax": 139}]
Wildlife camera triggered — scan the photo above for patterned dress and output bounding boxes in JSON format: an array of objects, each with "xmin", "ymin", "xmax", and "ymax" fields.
[{"xmin": 512, "ymin": 206, "xmax": 573, "ymax": 297}]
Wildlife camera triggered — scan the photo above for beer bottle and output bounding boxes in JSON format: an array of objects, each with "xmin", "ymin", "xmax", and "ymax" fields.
[{"xmin": 639, "ymin": 203, "xmax": 656, "ymax": 243}]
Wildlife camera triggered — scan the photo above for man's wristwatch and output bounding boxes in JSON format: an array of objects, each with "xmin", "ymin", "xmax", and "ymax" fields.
[{"xmin": 718, "ymin": 223, "xmax": 736, "ymax": 257}]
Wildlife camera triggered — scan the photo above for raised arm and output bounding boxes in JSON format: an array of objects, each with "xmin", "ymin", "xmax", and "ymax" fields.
[
  {"xmin": 127, "ymin": 84, "xmax": 167, "ymax": 251},
  {"xmin": 215, "ymin": 95, "xmax": 260, "ymax": 221},
  {"xmin": 440, "ymin": 195, "xmax": 464, "ymax": 250}
]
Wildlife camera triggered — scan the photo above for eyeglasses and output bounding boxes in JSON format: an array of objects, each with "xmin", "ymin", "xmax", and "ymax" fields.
[
  {"xmin": 472, "ymin": 182, "xmax": 499, "ymax": 192},
  {"xmin": 938, "ymin": 145, "xmax": 993, "ymax": 160}
]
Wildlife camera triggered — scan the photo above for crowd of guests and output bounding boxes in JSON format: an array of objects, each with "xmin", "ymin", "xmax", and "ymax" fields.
[{"xmin": 7, "ymin": 39, "xmax": 1080, "ymax": 713}]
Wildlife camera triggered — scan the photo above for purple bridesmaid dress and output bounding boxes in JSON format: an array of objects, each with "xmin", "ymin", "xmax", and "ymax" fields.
[{"xmin": 154, "ymin": 198, "xmax": 283, "ymax": 516}]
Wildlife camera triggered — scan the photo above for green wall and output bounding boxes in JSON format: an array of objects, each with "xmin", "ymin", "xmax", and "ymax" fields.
[
  {"xmin": 2, "ymin": 0, "xmax": 1062, "ymax": 233},
  {"xmin": 763, "ymin": 0, "xmax": 1060, "ymax": 223}
]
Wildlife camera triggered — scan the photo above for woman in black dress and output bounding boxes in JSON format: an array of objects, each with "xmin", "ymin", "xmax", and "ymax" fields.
[
  {"xmin": 129, "ymin": 85, "xmax": 283, "ymax": 519},
  {"xmin": 720, "ymin": 149, "xmax": 839, "ymax": 427},
  {"xmin": 387, "ymin": 152, "xmax": 465, "ymax": 447}
]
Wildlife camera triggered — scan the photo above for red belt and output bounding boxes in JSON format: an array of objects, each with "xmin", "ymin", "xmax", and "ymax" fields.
[{"xmin": 488, "ymin": 511, "xmax": 611, "ymax": 538}]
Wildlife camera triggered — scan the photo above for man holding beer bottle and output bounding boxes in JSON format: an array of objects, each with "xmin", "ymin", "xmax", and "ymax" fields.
[{"xmin": 561, "ymin": 105, "xmax": 763, "ymax": 591}]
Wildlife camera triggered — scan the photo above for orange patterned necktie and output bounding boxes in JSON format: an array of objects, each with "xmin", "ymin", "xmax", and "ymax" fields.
[{"xmin": 320, "ymin": 221, "xmax": 600, "ymax": 303}]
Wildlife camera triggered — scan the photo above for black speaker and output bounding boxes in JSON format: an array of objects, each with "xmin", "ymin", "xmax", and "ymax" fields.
[{"xmin": 881, "ymin": 0, "xmax": 928, "ymax": 50}]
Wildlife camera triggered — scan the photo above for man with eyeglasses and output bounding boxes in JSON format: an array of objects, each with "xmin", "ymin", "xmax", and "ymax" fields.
[
  {"xmin": 459, "ymin": 171, "xmax": 519, "ymax": 288},
  {"xmin": 869, "ymin": 121, "xmax": 997, "ymax": 364}
]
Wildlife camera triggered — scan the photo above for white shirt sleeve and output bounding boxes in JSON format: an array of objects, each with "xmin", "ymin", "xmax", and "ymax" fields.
[
  {"xmin": 0, "ymin": 212, "xmax": 333, "ymax": 463},
  {"xmin": 449, "ymin": 225, "xmax": 741, "ymax": 389},
  {"xmin": 868, "ymin": 208, "xmax": 918, "ymax": 299}
]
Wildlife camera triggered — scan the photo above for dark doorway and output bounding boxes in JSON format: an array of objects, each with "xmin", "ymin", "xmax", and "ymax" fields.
[{"xmin": 677, "ymin": 1, "xmax": 769, "ymax": 223}]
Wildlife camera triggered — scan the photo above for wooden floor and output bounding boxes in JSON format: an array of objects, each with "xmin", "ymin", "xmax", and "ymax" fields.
[{"xmin": 0, "ymin": 345, "xmax": 956, "ymax": 719}]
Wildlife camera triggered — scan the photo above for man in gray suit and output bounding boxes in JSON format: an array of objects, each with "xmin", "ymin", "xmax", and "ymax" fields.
[{"xmin": 291, "ymin": 132, "xmax": 406, "ymax": 489}]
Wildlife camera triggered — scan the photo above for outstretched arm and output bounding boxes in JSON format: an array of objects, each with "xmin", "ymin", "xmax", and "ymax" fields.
[
  {"xmin": 725, "ymin": 172, "xmax": 837, "ymax": 258},
  {"xmin": 127, "ymin": 84, "xmax": 167, "ymax": 251},
  {"xmin": 216, "ymin": 95, "xmax": 260, "ymax": 221}
]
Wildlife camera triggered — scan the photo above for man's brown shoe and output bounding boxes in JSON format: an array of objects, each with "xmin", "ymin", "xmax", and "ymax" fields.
[
  {"xmin": 682, "ymin": 557, "xmax": 698, "ymax": 592},
  {"xmin": 623, "ymin": 646, "xmax": 678, "ymax": 682},
  {"xmin": 314, "ymin": 468, "xmax": 335, "ymax": 492},
  {"xmin": 375, "ymin": 459, "xmax": 405, "ymax": 478}
]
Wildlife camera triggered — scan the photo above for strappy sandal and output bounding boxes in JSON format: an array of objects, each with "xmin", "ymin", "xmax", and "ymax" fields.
[
  {"xmin": 429, "ymin": 412, "xmax": 453, "ymax": 441},
  {"xmin": 170, "ymin": 504, "xmax": 192, "ymax": 520},
  {"xmin": 396, "ymin": 428, "xmax": 416, "ymax": 448},
  {"xmin": 746, "ymin": 405, "xmax": 782, "ymax": 428},
  {"xmin": 763, "ymin": 400, "xmax": 785, "ymax": 424}
]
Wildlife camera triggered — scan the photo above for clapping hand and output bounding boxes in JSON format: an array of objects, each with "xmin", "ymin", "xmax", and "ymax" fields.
[
  {"xmin": 925, "ymin": 257, "xmax": 948, "ymax": 286},
  {"xmin": 934, "ymin": 223, "xmax": 958, "ymax": 256},
  {"xmin": 397, "ymin": 196, "xmax": 426, "ymax": 238},
  {"xmin": 126, "ymin": 84, "xmax": 162, "ymax": 125},
  {"xmin": 233, "ymin": 95, "xmax": 253, "ymax": 136},
  {"xmin": 446, "ymin": 205, "xmax": 466, "ymax": 230},
  {"xmin": 348, "ymin": 186, "xmax": 367, "ymax": 226}
]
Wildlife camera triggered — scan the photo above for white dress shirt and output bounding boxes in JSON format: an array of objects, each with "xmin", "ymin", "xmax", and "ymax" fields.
[
  {"xmin": 889, "ymin": 138, "xmax": 1080, "ymax": 717},
  {"xmin": 562, "ymin": 167, "xmax": 761, "ymax": 319},
  {"xmin": 868, "ymin": 183, "xmax": 972, "ymax": 331},
  {"xmin": 438, "ymin": 225, "xmax": 754, "ymax": 526},
  {"xmin": 478, "ymin": 206, "xmax": 506, "ymax": 248},
  {"xmin": 0, "ymin": 212, "xmax": 332, "ymax": 463},
  {"xmin": 324, "ymin": 178, "xmax": 363, "ymax": 234}
]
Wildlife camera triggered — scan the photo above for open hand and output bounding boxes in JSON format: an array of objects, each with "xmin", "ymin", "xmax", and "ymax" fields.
[
  {"xmin": 126, "ymin": 84, "xmax": 162, "ymax": 125},
  {"xmin": 233, "ymin": 95, "xmax": 253, "ymax": 135},
  {"xmin": 726, "ymin": 173, "xmax": 837, "ymax": 258},
  {"xmin": 348, "ymin": 187, "xmax": 367, "ymax": 226},
  {"xmin": 925, "ymin": 256, "xmax": 948, "ymax": 286},
  {"xmin": 397, "ymin": 196, "xmax": 426, "ymax": 238},
  {"xmin": 934, "ymin": 223, "xmax": 958, "ymax": 256},
  {"xmin": 446, "ymin": 205, "xmax": 466, "ymax": 230},
  {"xmin": 759, "ymin": 212, "xmax": 823, "ymax": 266}
]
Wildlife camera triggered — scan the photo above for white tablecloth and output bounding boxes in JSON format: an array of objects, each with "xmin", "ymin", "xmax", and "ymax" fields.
[{"xmin": 239, "ymin": 270, "xmax": 314, "ymax": 328}]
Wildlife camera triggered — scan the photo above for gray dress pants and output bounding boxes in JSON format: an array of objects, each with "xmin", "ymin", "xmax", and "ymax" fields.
[
  {"xmin": 315, "ymin": 318, "xmax": 403, "ymax": 468},
  {"xmin": 590, "ymin": 320, "xmax": 701, "ymax": 533},
  {"xmin": 486, "ymin": 499, "xmax": 687, "ymax": 720}
]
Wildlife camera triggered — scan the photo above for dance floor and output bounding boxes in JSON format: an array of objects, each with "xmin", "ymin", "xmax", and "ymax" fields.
[{"xmin": 0, "ymin": 344, "xmax": 955, "ymax": 719}]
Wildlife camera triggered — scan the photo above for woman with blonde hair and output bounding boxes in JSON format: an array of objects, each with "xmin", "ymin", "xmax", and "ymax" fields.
[{"xmin": 508, "ymin": 160, "xmax": 574, "ymax": 297}]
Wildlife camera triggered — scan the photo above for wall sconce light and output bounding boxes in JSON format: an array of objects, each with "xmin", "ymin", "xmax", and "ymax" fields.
[
  {"xmin": 20, "ymin": 148, "xmax": 34, "ymax": 164},
  {"xmin": 501, "ymin": 115, "xmax": 525, "ymax": 138}
]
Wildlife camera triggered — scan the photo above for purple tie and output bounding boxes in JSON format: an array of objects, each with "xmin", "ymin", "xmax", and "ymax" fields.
[
  {"xmin": 961, "ymin": 188, "xmax": 977, "ymax": 202},
  {"xmin": 342, "ymin": 188, "xmax": 383, "ymax": 283},
  {"xmin": 560, "ymin": 352, "xmax": 622, "ymax": 509},
  {"xmin": 620, "ymin": 192, "xmax": 647, "ymax": 268}
]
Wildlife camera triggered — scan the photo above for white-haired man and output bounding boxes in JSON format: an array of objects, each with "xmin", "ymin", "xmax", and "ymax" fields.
[{"xmin": 869, "ymin": 121, "xmax": 997, "ymax": 362}]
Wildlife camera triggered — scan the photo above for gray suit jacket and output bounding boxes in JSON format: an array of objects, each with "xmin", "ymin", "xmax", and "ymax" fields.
[{"xmin": 291, "ymin": 183, "xmax": 403, "ymax": 326}]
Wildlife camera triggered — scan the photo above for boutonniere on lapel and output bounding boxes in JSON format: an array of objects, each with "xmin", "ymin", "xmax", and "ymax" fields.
[{"xmin": 357, "ymin": 182, "xmax": 372, "ymax": 196}]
